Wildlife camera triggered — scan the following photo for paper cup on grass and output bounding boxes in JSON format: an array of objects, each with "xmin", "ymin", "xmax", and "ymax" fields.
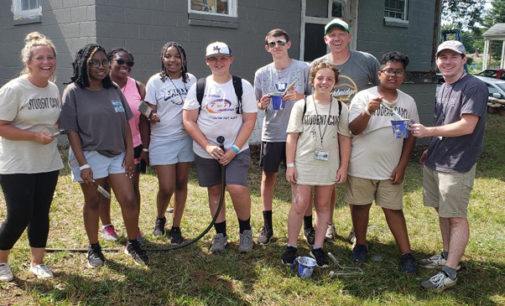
[
  {"xmin": 391, "ymin": 119, "xmax": 411, "ymax": 139},
  {"xmin": 270, "ymin": 93, "xmax": 284, "ymax": 110},
  {"xmin": 291, "ymin": 256, "xmax": 317, "ymax": 279}
]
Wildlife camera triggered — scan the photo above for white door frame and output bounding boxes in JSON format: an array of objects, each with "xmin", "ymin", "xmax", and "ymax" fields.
[{"xmin": 299, "ymin": 0, "xmax": 359, "ymax": 61}]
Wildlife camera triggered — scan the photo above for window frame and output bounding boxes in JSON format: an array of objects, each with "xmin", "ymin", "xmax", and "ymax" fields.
[
  {"xmin": 188, "ymin": 0, "xmax": 237, "ymax": 18},
  {"xmin": 11, "ymin": 0, "xmax": 42, "ymax": 24},
  {"xmin": 384, "ymin": 0, "xmax": 409, "ymax": 27}
]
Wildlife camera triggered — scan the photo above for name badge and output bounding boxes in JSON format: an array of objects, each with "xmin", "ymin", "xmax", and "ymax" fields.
[
  {"xmin": 112, "ymin": 100, "xmax": 124, "ymax": 112},
  {"xmin": 314, "ymin": 150, "xmax": 329, "ymax": 161}
]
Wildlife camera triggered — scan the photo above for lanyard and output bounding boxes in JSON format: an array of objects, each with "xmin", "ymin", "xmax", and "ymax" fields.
[{"xmin": 312, "ymin": 95, "xmax": 332, "ymax": 148}]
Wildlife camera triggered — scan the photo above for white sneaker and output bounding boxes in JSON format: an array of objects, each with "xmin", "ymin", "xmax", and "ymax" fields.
[
  {"xmin": 325, "ymin": 223, "xmax": 336, "ymax": 241},
  {"xmin": 421, "ymin": 271, "xmax": 457, "ymax": 291},
  {"xmin": 30, "ymin": 264, "xmax": 54, "ymax": 279},
  {"xmin": 0, "ymin": 262, "xmax": 14, "ymax": 282}
]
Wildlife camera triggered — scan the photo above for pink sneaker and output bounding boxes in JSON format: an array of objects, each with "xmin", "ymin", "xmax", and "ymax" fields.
[{"xmin": 101, "ymin": 225, "xmax": 119, "ymax": 241}]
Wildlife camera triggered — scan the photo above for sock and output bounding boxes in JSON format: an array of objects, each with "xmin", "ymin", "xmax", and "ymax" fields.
[
  {"xmin": 238, "ymin": 217, "xmax": 251, "ymax": 233},
  {"xmin": 304, "ymin": 215, "xmax": 313, "ymax": 230},
  {"xmin": 263, "ymin": 210, "xmax": 273, "ymax": 231},
  {"xmin": 442, "ymin": 265, "xmax": 457, "ymax": 280},
  {"xmin": 214, "ymin": 221, "xmax": 227, "ymax": 236},
  {"xmin": 287, "ymin": 244, "xmax": 297, "ymax": 249},
  {"xmin": 313, "ymin": 246, "xmax": 322, "ymax": 250},
  {"xmin": 441, "ymin": 251, "xmax": 448, "ymax": 259}
]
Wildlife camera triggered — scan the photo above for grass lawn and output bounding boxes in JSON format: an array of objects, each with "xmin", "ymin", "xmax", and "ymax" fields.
[{"xmin": 1, "ymin": 114, "xmax": 505, "ymax": 305}]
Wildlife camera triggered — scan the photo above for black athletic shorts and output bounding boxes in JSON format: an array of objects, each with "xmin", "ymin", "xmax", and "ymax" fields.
[{"xmin": 259, "ymin": 142, "xmax": 286, "ymax": 173}]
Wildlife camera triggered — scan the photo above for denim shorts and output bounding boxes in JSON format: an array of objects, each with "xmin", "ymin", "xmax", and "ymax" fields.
[
  {"xmin": 149, "ymin": 137, "xmax": 194, "ymax": 166},
  {"xmin": 69, "ymin": 150, "xmax": 126, "ymax": 182}
]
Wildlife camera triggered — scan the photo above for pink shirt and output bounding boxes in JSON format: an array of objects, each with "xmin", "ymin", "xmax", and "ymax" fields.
[{"xmin": 121, "ymin": 76, "xmax": 142, "ymax": 147}]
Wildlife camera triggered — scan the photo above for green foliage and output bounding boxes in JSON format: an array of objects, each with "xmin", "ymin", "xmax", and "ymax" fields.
[{"xmin": 442, "ymin": 0, "xmax": 486, "ymax": 30}]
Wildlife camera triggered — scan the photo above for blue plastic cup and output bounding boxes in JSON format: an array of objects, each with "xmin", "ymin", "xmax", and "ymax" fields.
[
  {"xmin": 391, "ymin": 119, "xmax": 411, "ymax": 139},
  {"xmin": 271, "ymin": 94, "xmax": 284, "ymax": 110},
  {"xmin": 291, "ymin": 256, "xmax": 317, "ymax": 279}
]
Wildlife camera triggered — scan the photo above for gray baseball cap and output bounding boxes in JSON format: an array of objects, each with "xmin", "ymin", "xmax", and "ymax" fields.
[{"xmin": 436, "ymin": 40, "xmax": 465, "ymax": 57}]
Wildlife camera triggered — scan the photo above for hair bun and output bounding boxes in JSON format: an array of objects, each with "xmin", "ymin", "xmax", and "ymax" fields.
[{"xmin": 25, "ymin": 31, "xmax": 45, "ymax": 43}]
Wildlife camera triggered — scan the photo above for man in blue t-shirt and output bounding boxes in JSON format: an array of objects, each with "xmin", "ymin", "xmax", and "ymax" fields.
[{"xmin": 411, "ymin": 40, "xmax": 487, "ymax": 292}]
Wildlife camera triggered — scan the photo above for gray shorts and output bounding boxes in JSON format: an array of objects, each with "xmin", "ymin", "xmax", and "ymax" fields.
[{"xmin": 194, "ymin": 149, "xmax": 251, "ymax": 187}]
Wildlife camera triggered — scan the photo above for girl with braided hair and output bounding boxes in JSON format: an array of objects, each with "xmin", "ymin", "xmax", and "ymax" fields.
[
  {"xmin": 0, "ymin": 32, "xmax": 62, "ymax": 281},
  {"xmin": 59, "ymin": 44, "xmax": 149, "ymax": 267},
  {"xmin": 144, "ymin": 42, "xmax": 196, "ymax": 244}
]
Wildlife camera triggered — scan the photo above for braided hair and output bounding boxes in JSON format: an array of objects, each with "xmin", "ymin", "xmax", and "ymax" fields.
[
  {"xmin": 159, "ymin": 42, "xmax": 188, "ymax": 83},
  {"xmin": 67, "ymin": 43, "xmax": 113, "ymax": 88},
  {"xmin": 107, "ymin": 47, "xmax": 134, "ymax": 63}
]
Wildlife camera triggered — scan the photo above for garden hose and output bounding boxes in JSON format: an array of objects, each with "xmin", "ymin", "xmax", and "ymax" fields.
[{"xmin": 46, "ymin": 136, "xmax": 227, "ymax": 253}]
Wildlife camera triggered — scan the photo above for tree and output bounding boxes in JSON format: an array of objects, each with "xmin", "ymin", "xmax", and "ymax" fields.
[
  {"xmin": 442, "ymin": 0, "xmax": 486, "ymax": 30},
  {"xmin": 483, "ymin": 0, "xmax": 505, "ymax": 61}
]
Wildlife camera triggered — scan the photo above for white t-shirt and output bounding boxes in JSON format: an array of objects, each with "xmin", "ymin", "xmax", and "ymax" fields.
[
  {"xmin": 183, "ymin": 76, "xmax": 257, "ymax": 158},
  {"xmin": 348, "ymin": 86, "xmax": 419, "ymax": 180},
  {"xmin": 0, "ymin": 76, "xmax": 63, "ymax": 174},
  {"xmin": 145, "ymin": 73, "xmax": 196, "ymax": 141},
  {"xmin": 286, "ymin": 96, "xmax": 350, "ymax": 185}
]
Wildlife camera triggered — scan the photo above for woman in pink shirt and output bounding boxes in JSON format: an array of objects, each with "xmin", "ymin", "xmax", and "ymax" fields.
[{"xmin": 98, "ymin": 48, "xmax": 148, "ymax": 242}]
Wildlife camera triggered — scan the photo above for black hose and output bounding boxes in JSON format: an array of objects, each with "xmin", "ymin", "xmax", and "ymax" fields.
[{"xmin": 46, "ymin": 136, "xmax": 227, "ymax": 253}]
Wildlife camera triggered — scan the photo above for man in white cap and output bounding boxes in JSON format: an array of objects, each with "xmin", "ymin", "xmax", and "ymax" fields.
[
  {"xmin": 183, "ymin": 42, "xmax": 257, "ymax": 253},
  {"xmin": 313, "ymin": 18, "xmax": 380, "ymax": 242},
  {"xmin": 411, "ymin": 40, "xmax": 487, "ymax": 291}
]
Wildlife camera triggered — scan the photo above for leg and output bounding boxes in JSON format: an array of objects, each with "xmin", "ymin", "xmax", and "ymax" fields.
[
  {"xmin": 98, "ymin": 179, "xmax": 112, "ymax": 226},
  {"xmin": 382, "ymin": 208, "xmax": 412, "ymax": 254},
  {"xmin": 313, "ymin": 185, "xmax": 334, "ymax": 247},
  {"xmin": 350, "ymin": 203, "xmax": 372, "ymax": 246},
  {"xmin": 261, "ymin": 171, "xmax": 277, "ymax": 212},
  {"xmin": 445, "ymin": 217, "xmax": 469, "ymax": 269},
  {"xmin": 287, "ymin": 184, "xmax": 312, "ymax": 245},
  {"xmin": 81, "ymin": 179, "xmax": 106, "ymax": 244},
  {"xmin": 208, "ymin": 185, "xmax": 226, "ymax": 223},
  {"xmin": 439, "ymin": 212, "xmax": 451, "ymax": 253},
  {"xmin": 172, "ymin": 162, "xmax": 191, "ymax": 227},
  {"xmin": 108, "ymin": 174, "xmax": 138, "ymax": 240},
  {"xmin": 155, "ymin": 165, "xmax": 176, "ymax": 219},
  {"xmin": 227, "ymin": 184, "xmax": 251, "ymax": 221}
]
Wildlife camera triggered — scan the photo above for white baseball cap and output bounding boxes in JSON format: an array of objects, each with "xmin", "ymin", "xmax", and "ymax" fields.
[
  {"xmin": 205, "ymin": 41, "xmax": 232, "ymax": 57},
  {"xmin": 324, "ymin": 18, "xmax": 350, "ymax": 35},
  {"xmin": 436, "ymin": 40, "xmax": 466, "ymax": 57}
]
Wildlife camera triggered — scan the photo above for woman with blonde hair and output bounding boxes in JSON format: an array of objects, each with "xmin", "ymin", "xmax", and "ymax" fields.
[{"xmin": 0, "ymin": 32, "xmax": 62, "ymax": 281}]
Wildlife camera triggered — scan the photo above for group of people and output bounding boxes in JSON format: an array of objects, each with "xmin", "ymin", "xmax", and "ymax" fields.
[{"xmin": 0, "ymin": 17, "xmax": 487, "ymax": 293}]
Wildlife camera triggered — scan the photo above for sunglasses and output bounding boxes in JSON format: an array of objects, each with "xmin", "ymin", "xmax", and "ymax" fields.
[
  {"xmin": 115, "ymin": 59, "xmax": 134, "ymax": 67},
  {"xmin": 267, "ymin": 39, "xmax": 287, "ymax": 48}
]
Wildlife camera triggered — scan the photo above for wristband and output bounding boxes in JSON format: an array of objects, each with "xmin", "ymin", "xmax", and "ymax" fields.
[
  {"xmin": 79, "ymin": 164, "xmax": 91, "ymax": 170},
  {"xmin": 142, "ymin": 148, "xmax": 149, "ymax": 152},
  {"xmin": 231, "ymin": 144, "xmax": 240, "ymax": 154},
  {"xmin": 364, "ymin": 107, "xmax": 371, "ymax": 116},
  {"xmin": 287, "ymin": 163, "xmax": 295, "ymax": 168}
]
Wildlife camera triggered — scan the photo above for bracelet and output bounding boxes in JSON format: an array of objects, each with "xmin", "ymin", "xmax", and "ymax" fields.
[
  {"xmin": 364, "ymin": 107, "xmax": 371, "ymax": 116},
  {"xmin": 79, "ymin": 164, "xmax": 91, "ymax": 170},
  {"xmin": 287, "ymin": 163, "xmax": 295, "ymax": 168},
  {"xmin": 231, "ymin": 144, "xmax": 240, "ymax": 154},
  {"xmin": 142, "ymin": 148, "xmax": 149, "ymax": 152}
]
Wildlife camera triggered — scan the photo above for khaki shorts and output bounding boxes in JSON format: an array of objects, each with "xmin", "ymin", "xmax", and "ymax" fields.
[
  {"xmin": 423, "ymin": 164, "xmax": 476, "ymax": 218},
  {"xmin": 344, "ymin": 175, "xmax": 404, "ymax": 210}
]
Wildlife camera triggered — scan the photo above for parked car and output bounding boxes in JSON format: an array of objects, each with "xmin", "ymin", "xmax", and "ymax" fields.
[
  {"xmin": 476, "ymin": 69, "xmax": 505, "ymax": 81},
  {"xmin": 474, "ymin": 75, "xmax": 505, "ymax": 99}
]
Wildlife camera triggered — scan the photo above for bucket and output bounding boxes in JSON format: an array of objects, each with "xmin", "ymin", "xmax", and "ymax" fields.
[
  {"xmin": 391, "ymin": 119, "xmax": 411, "ymax": 139},
  {"xmin": 271, "ymin": 94, "xmax": 285, "ymax": 110},
  {"xmin": 291, "ymin": 256, "xmax": 317, "ymax": 279}
]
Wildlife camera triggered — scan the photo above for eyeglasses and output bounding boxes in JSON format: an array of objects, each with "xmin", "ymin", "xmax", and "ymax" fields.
[
  {"xmin": 115, "ymin": 59, "xmax": 134, "ymax": 67},
  {"xmin": 380, "ymin": 69, "xmax": 405, "ymax": 76},
  {"xmin": 88, "ymin": 59, "xmax": 110, "ymax": 68},
  {"xmin": 267, "ymin": 39, "xmax": 287, "ymax": 48}
]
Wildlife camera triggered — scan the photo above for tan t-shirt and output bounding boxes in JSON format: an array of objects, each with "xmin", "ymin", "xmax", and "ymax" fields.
[
  {"xmin": 286, "ymin": 96, "xmax": 350, "ymax": 185},
  {"xmin": 0, "ymin": 76, "xmax": 63, "ymax": 174}
]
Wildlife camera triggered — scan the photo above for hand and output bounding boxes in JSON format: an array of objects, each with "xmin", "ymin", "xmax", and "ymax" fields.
[
  {"xmin": 282, "ymin": 89, "xmax": 300, "ymax": 102},
  {"xmin": 206, "ymin": 144, "xmax": 224, "ymax": 161},
  {"xmin": 419, "ymin": 149, "xmax": 428, "ymax": 165},
  {"xmin": 286, "ymin": 166, "xmax": 297, "ymax": 184},
  {"xmin": 336, "ymin": 167, "xmax": 347, "ymax": 184},
  {"xmin": 258, "ymin": 95, "xmax": 271, "ymax": 110},
  {"xmin": 366, "ymin": 96, "xmax": 382, "ymax": 115},
  {"xmin": 80, "ymin": 168, "xmax": 94, "ymax": 185},
  {"xmin": 410, "ymin": 123, "xmax": 430, "ymax": 138},
  {"xmin": 140, "ymin": 150, "xmax": 149, "ymax": 166},
  {"xmin": 149, "ymin": 112, "xmax": 161, "ymax": 123},
  {"xmin": 390, "ymin": 165, "xmax": 405, "ymax": 184},
  {"xmin": 123, "ymin": 152, "xmax": 135, "ymax": 179},
  {"xmin": 34, "ymin": 131, "xmax": 54, "ymax": 145},
  {"xmin": 218, "ymin": 149, "xmax": 236, "ymax": 166}
]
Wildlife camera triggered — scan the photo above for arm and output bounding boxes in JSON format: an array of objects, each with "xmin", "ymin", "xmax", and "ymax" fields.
[
  {"xmin": 67, "ymin": 131, "xmax": 93, "ymax": 184},
  {"xmin": 123, "ymin": 119, "xmax": 135, "ymax": 177},
  {"xmin": 220, "ymin": 112, "xmax": 257, "ymax": 166},
  {"xmin": 336, "ymin": 134, "xmax": 351, "ymax": 184},
  {"xmin": 139, "ymin": 114, "xmax": 150, "ymax": 165},
  {"xmin": 0, "ymin": 120, "xmax": 54, "ymax": 144},
  {"xmin": 285, "ymin": 132, "xmax": 299, "ymax": 184},
  {"xmin": 182, "ymin": 108, "xmax": 223, "ymax": 160},
  {"xmin": 348, "ymin": 97, "xmax": 382, "ymax": 135},
  {"xmin": 411, "ymin": 114, "xmax": 479, "ymax": 138},
  {"xmin": 391, "ymin": 131, "xmax": 416, "ymax": 184},
  {"xmin": 257, "ymin": 95, "xmax": 271, "ymax": 110}
]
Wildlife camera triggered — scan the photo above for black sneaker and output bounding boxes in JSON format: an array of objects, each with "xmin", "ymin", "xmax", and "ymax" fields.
[
  {"xmin": 153, "ymin": 217, "xmax": 166, "ymax": 237},
  {"xmin": 351, "ymin": 244, "xmax": 368, "ymax": 263},
  {"xmin": 304, "ymin": 227, "xmax": 315, "ymax": 245},
  {"xmin": 281, "ymin": 246, "xmax": 297, "ymax": 265},
  {"xmin": 169, "ymin": 227, "xmax": 184, "ymax": 244},
  {"xmin": 125, "ymin": 240, "xmax": 149, "ymax": 266},
  {"xmin": 400, "ymin": 253, "xmax": 417, "ymax": 274},
  {"xmin": 310, "ymin": 248, "xmax": 329, "ymax": 268},
  {"xmin": 87, "ymin": 244, "xmax": 105, "ymax": 268},
  {"xmin": 258, "ymin": 226, "xmax": 273, "ymax": 245}
]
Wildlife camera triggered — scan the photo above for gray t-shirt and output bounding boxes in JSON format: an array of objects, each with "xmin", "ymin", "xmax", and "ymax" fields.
[
  {"xmin": 313, "ymin": 50, "xmax": 380, "ymax": 105},
  {"xmin": 425, "ymin": 74, "xmax": 487, "ymax": 173},
  {"xmin": 59, "ymin": 83, "xmax": 133, "ymax": 157},
  {"xmin": 254, "ymin": 59, "xmax": 311, "ymax": 142}
]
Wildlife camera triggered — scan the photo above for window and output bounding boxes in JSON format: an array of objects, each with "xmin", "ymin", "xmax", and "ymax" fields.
[
  {"xmin": 189, "ymin": 0, "xmax": 237, "ymax": 17},
  {"xmin": 11, "ymin": 0, "xmax": 41, "ymax": 22},
  {"xmin": 384, "ymin": 0, "xmax": 407, "ymax": 20}
]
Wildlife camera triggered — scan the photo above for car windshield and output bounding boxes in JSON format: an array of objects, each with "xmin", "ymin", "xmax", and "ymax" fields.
[
  {"xmin": 496, "ymin": 83, "xmax": 505, "ymax": 92},
  {"xmin": 478, "ymin": 70, "xmax": 497, "ymax": 77}
]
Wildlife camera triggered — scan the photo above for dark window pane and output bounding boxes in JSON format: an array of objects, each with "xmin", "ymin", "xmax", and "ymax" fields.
[
  {"xmin": 306, "ymin": 0, "xmax": 328, "ymax": 18},
  {"xmin": 304, "ymin": 23, "xmax": 326, "ymax": 62},
  {"xmin": 332, "ymin": 0, "xmax": 342, "ymax": 17}
]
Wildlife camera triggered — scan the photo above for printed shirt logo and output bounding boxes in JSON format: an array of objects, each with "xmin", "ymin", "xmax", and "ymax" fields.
[
  {"xmin": 275, "ymin": 82, "xmax": 288, "ymax": 92},
  {"xmin": 332, "ymin": 75, "xmax": 358, "ymax": 104},
  {"xmin": 26, "ymin": 97, "xmax": 59, "ymax": 110},
  {"xmin": 205, "ymin": 99, "xmax": 234, "ymax": 114},
  {"xmin": 112, "ymin": 100, "xmax": 125, "ymax": 112}
]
